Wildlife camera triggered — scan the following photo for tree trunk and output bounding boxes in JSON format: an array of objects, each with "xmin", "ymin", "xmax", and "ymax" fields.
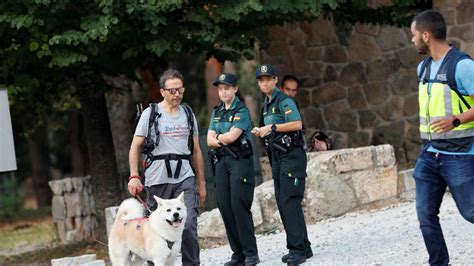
[
  {"xmin": 205, "ymin": 57, "xmax": 223, "ymax": 113},
  {"xmin": 69, "ymin": 110, "xmax": 86, "ymax": 177},
  {"xmin": 26, "ymin": 126, "xmax": 52, "ymax": 207},
  {"xmin": 76, "ymin": 68, "xmax": 121, "ymax": 242}
]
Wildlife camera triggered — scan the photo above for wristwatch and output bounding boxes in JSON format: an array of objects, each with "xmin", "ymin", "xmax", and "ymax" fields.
[
  {"xmin": 271, "ymin": 124, "xmax": 277, "ymax": 132},
  {"xmin": 452, "ymin": 117, "xmax": 461, "ymax": 127}
]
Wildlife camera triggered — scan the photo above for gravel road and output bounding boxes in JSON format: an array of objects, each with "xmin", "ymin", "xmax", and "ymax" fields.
[{"xmin": 199, "ymin": 195, "xmax": 474, "ymax": 265}]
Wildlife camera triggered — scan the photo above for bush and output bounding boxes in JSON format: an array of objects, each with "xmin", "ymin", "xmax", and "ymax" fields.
[{"xmin": 0, "ymin": 174, "xmax": 25, "ymax": 218}]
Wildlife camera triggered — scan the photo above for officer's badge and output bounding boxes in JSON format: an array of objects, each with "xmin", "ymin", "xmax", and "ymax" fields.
[
  {"xmin": 261, "ymin": 65, "xmax": 267, "ymax": 73},
  {"xmin": 285, "ymin": 110, "xmax": 292, "ymax": 114},
  {"xmin": 233, "ymin": 116, "xmax": 241, "ymax": 121},
  {"xmin": 219, "ymin": 74, "xmax": 225, "ymax": 81}
]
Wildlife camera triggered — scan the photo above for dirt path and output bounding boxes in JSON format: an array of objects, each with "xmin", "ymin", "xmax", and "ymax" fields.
[{"xmin": 200, "ymin": 195, "xmax": 474, "ymax": 265}]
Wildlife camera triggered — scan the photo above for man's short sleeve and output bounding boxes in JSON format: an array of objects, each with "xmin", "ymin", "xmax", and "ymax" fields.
[
  {"xmin": 192, "ymin": 112, "xmax": 199, "ymax": 136},
  {"xmin": 455, "ymin": 58, "xmax": 474, "ymax": 95},
  {"xmin": 280, "ymin": 98, "xmax": 301, "ymax": 122},
  {"xmin": 232, "ymin": 107, "xmax": 250, "ymax": 130},
  {"xmin": 134, "ymin": 107, "xmax": 151, "ymax": 137}
]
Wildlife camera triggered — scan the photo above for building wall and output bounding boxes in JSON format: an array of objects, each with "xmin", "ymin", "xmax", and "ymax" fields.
[{"xmin": 260, "ymin": 1, "xmax": 474, "ymax": 163}]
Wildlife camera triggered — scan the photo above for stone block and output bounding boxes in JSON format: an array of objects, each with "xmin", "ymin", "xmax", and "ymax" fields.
[
  {"xmin": 63, "ymin": 177, "xmax": 73, "ymax": 193},
  {"xmin": 49, "ymin": 180, "xmax": 64, "ymax": 195},
  {"xmin": 254, "ymin": 180, "xmax": 282, "ymax": 227},
  {"xmin": 105, "ymin": 206, "xmax": 119, "ymax": 238},
  {"xmin": 354, "ymin": 22, "xmax": 380, "ymax": 36},
  {"xmin": 398, "ymin": 168, "xmax": 415, "ymax": 192},
  {"xmin": 348, "ymin": 34, "xmax": 382, "ymax": 61},
  {"xmin": 346, "ymin": 166, "xmax": 398, "ymax": 204},
  {"xmin": 51, "ymin": 257, "xmax": 73, "ymax": 266},
  {"xmin": 332, "ymin": 147, "xmax": 375, "ymax": 173},
  {"xmin": 56, "ymin": 220, "xmax": 67, "ymax": 243},
  {"xmin": 323, "ymin": 65, "xmax": 338, "ymax": 82},
  {"xmin": 373, "ymin": 120, "xmax": 407, "ymax": 147},
  {"xmin": 307, "ymin": 47, "xmax": 323, "ymax": 61},
  {"xmin": 308, "ymin": 17, "xmax": 336, "ymax": 46},
  {"xmin": 72, "ymin": 177, "xmax": 84, "ymax": 192},
  {"xmin": 197, "ymin": 208, "xmax": 226, "ymax": 239},
  {"xmin": 374, "ymin": 144, "xmax": 396, "ymax": 167},
  {"xmin": 395, "ymin": 47, "xmax": 421, "ymax": 68},
  {"xmin": 82, "ymin": 260, "xmax": 105, "ymax": 266},
  {"xmin": 52, "ymin": 195, "xmax": 66, "ymax": 220},
  {"xmin": 456, "ymin": 2, "xmax": 474, "ymax": 24},
  {"xmin": 374, "ymin": 96, "xmax": 404, "ymax": 122},
  {"xmin": 391, "ymin": 69, "xmax": 418, "ymax": 96},
  {"xmin": 366, "ymin": 58, "xmax": 393, "ymax": 81},
  {"xmin": 347, "ymin": 131, "xmax": 370, "ymax": 148},
  {"xmin": 347, "ymin": 85, "xmax": 368, "ymax": 109},
  {"xmin": 339, "ymin": 63, "xmax": 368, "ymax": 86},
  {"xmin": 65, "ymin": 230, "xmax": 77, "ymax": 242},
  {"xmin": 304, "ymin": 106, "xmax": 325, "ymax": 130},
  {"xmin": 304, "ymin": 172, "xmax": 357, "ymax": 222},
  {"xmin": 403, "ymin": 93, "xmax": 419, "ymax": 116},
  {"xmin": 250, "ymin": 196, "xmax": 263, "ymax": 227},
  {"xmin": 449, "ymin": 25, "xmax": 474, "ymax": 42},
  {"xmin": 312, "ymin": 83, "xmax": 346, "ymax": 105},
  {"xmin": 323, "ymin": 45, "xmax": 349, "ymax": 63},
  {"xmin": 359, "ymin": 109, "xmax": 379, "ymax": 129},
  {"xmin": 363, "ymin": 82, "xmax": 390, "ymax": 105},
  {"xmin": 64, "ymin": 192, "xmax": 81, "ymax": 218},
  {"xmin": 259, "ymin": 157, "xmax": 272, "ymax": 182},
  {"xmin": 376, "ymin": 26, "xmax": 408, "ymax": 51}
]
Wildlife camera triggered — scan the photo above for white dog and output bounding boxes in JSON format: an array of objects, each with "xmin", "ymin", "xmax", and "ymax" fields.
[{"xmin": 108, "ymin": 192, "xmax": 187, "ymax": 266}]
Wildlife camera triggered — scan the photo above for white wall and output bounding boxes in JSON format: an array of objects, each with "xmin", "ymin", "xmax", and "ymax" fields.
[{"xmin": 0, "ymin": 89, "xmax": 17, "ymax": 172}]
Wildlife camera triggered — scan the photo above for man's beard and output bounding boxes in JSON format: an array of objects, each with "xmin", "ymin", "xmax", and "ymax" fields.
[{"xmin": 417, "ymin": 39, "xmax": 430, "ymax": 55}]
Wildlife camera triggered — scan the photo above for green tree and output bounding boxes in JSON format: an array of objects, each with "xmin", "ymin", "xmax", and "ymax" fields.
[{"xmin": 0, "ymin": 0, "xmax": 420, "ymax": 241}]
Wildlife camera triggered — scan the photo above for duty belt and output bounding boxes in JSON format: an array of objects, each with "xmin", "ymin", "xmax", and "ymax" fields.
[{"xmin": 146, "ymin": 154, "xmax": 191, "ymax": 179}]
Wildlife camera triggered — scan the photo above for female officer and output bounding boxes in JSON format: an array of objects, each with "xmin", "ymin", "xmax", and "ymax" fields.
[
  {"xmin": 207, "ymin": 73, "xmax": 259, "ymax": 266},
  {"xmin": 251, "ymin": 64, "xmax": 312, "ymax": 266}
]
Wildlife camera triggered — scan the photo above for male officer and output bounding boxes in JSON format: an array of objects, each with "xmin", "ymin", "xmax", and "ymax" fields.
[
  {"xmin": 252, "ymin": 64, "xmax": 312, "ymax": 265},
  {"xmin": 281, "ymin": 74, "xmax": 299, "ymax": 98},
  {"xmin": 411, "ymin": 10, "xmax": 474, "ymax": 265}
]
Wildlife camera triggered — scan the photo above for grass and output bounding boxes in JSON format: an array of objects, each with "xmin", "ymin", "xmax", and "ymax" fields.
[{"xmin": 0, "ymin": 208, "xmax": 109, "ymax": 264}]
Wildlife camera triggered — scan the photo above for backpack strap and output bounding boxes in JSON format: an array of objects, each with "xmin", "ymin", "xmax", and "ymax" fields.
[
  {"xmin": 182, "ymin": 104, "xmax": 195, "ymax": 155},
  {"xmin": 446, "ymin": 49, "xmax": 471, "ymax": 109},
  {"xmin": 147, "ymin": 103, "xmax": 161, "ymax": 151}
]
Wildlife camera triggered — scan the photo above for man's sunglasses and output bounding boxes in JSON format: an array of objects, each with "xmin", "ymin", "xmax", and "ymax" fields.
[{"xmin": 162, "ymin": 87, "xmax": 185, "ymax": 94}]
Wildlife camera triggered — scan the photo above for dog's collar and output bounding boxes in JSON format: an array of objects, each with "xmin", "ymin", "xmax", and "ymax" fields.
[{"xmin": 166, "ymin": 240, "xmax": 174, "ymax": 249}]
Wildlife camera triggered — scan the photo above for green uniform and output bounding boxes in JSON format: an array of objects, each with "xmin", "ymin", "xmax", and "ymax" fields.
[
  {"xmin": 208, "ymin": 96, "xmax": 258, "ymax": 261},
  {"xmin": 262, "ymin": 87, "xmax": 312, "ymax": 257}
]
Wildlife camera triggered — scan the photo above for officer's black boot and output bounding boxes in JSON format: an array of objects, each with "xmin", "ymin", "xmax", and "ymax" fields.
[
  {"xmin": 224, "ymin": 257, "xmax": 244, "ymax": 266},
  {"xmin": 244, "ymin": 255, "xmax": 260, "ymax": 265},
  {"xmin": 286, "ymin": 253, "xmax": 306, "ymax": 266}
]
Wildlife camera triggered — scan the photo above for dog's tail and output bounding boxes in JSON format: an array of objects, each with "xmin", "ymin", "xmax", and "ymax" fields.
[{"xmin": 115, "ymin": 198, "xmax": 145, "ymax": 221}]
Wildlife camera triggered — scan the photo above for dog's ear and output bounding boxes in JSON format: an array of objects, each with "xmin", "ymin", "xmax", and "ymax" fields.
[
  {"xmin": 153, "ymin": 195, "xmax": 163, "ymax": 207},
  {"xmin": 177, "ymin": 192, "xmax": 185, "ymax": 203}
]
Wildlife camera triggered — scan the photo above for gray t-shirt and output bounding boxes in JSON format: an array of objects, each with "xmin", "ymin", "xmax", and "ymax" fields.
[{"xmin": 135, "ymin": 103, "xmax": 199, "ymax": 186}]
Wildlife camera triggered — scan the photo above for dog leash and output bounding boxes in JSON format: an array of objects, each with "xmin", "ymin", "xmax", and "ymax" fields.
[{"xmin": 135, "ymin": 194, "xmax": 152, "ymax": 214}]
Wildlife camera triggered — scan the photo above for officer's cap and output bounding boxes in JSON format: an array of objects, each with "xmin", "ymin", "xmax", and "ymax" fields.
[
  {"xmin": 213, "ymin": 73, "xmax": 237, "ymax": 86},
  {"xmin": 256, "ymin": 64, "xmax": 277, "ymax": 78}
]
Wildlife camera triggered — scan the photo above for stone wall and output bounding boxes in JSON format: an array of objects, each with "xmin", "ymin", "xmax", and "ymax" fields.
[
  {"xmin": 48, "ymin": 176, "xmax": 98, "ymax": 243},
  {"xmin": 260, "ymin": 1, "xmax": 474, "ymax": 163},
  {"xmin": 198, "ymin": 145, "xmax": 415, "ymax": 248}
]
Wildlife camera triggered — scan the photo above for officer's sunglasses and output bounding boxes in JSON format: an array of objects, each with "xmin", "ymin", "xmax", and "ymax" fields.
[{"xmin": 162, "ymin": 87, "xmax": 185, "ymax": 94}]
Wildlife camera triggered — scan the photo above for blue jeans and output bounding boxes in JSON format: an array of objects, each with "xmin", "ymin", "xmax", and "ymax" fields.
[{"xmin": 413, "ymin": 150, "xmax": 474, "ymax": 265}]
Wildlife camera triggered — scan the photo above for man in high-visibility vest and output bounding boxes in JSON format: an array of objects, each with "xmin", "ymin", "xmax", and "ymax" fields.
[{"xmin": 411, "ymin": 9, "xmax": 474, "ymax": 265}]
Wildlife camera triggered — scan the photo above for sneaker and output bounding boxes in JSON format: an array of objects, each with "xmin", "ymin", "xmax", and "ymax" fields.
[{"xmin": 244, "ymin": 255, "xmax": 260, "ymax": 265}]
